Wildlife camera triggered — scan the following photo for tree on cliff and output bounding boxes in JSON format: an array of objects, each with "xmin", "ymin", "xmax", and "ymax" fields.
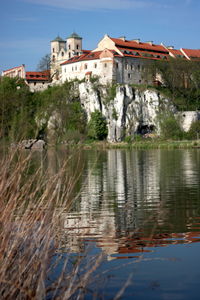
[{"xmin": 87, "ymin": 110, "xmax": 108, "ymax": 140}]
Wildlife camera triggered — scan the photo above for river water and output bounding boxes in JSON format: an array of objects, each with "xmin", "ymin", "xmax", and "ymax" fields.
[
  {"xmin": 17, "ymin": 148, "xmax": 200, "ymax": 299},
  {"xmin": 61, "ymin": 149, "xmax": 200, "ymax": 299}
]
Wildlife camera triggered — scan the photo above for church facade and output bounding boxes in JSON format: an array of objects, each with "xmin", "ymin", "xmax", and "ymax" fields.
[{"xmin": 50, "ymin": 33, "xmax": 200, "ymax": 85}]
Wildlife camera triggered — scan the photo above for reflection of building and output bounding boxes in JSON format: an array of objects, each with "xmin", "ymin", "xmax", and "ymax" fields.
[{"xmin": 56, "ymin": 149, "xmax": 200, "ymax": 259}]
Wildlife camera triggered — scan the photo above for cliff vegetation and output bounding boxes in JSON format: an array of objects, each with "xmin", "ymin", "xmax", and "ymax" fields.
[{"xmin": 1, "ymin": 58, "xmax": 200, "ymax": 145}]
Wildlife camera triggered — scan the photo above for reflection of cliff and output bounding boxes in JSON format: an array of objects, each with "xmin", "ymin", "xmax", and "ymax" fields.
[{"xmin": 54, "ymin": 149, "xmax": 200, "ymax": 258}]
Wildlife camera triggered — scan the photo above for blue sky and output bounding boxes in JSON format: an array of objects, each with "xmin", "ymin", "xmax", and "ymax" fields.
[{"xmin": 0, "ymin": 0, "xmax": 199, "ymax": 73}]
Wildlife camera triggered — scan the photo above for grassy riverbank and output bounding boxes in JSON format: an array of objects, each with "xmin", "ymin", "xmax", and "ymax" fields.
[{"xmin": 83, "ymin": 139, "xmax": 200, "ymax": 150}]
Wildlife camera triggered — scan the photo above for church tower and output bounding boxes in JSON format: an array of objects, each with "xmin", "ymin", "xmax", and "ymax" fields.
[
  {"xmin": 66, "ymin": 32, "xmax": 82, "ymax": 59},
  {"xmin": 50, "ymin": 36, "xmax": 66, "ymax": 80}
]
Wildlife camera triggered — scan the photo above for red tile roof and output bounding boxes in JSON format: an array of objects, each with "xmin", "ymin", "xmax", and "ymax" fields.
[
  {"xmin": 168, "ymin": 49, "xmax": 185, "ymax": 58},
  {"xmin": 3, "ymin": 65, "xmax": 25, "ymax": 72},
  {"xmin": 61, "ymin": 51, "xmax": 103, "ymax": 65},
  {"xmin": 26, "ymin": 70, "xmax": 50, "ymax": 81},
  {"xmin": 181, "ymin": 48, "xmax": 200, "ymax": 60},
  {"xmin": 111, "ymin": 37, "xmax": 169, "ymax": 54},
  {"xmin": 118, "ymin": 47, "xmax": 169, "ymax": 60}
]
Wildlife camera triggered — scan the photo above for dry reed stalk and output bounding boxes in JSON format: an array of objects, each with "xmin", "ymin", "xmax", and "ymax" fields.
[{"xmin": 0, "ymin": 149, "xmax": 102, "ymax": 299}]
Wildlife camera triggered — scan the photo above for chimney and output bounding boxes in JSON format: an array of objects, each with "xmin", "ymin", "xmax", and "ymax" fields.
[
  {"xmin": 131, "ymin": 39, "xmax": 140, "ymax": 43},
  {"xmin": 118, "ymin": 36, "xmax": 126, "ymax": 41}
]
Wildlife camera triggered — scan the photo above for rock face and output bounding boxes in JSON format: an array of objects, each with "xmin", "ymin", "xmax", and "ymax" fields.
[
  {"xmin": 179, "ymin": 111, "xmax": 200, "ymax": 132},
  {"xmin": 79, "ymin": 83, "xmax": 176, "ymax": 142},
  {"xmin": 11, "ymin": 139, "xmax": 46, "ymax": 150}
]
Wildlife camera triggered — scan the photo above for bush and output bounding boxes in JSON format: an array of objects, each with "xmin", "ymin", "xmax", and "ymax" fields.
[
  {"xmin": 188, "ymin": 120, "xmax": 200, "ymax": 139},
  {"xmin": 87, "ymin": 110, "xmax": 108, "ymax": 140},
  {"xmin": 159, "ymin": 113, "xmax": 184, "ymax": 140}
]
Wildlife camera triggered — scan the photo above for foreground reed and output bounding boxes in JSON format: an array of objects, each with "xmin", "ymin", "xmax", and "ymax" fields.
[{"xmin": 0, "ymin": 149, "xmax": 101, "ymax": 299}]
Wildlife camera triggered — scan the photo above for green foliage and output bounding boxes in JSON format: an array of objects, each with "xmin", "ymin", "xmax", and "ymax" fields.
[
  {"xmin": 147, "ymin": 58, "xmax": 200, "ymax": 110},
  {"xmin": 104, "ymin": 83, "xmax": 117, "ymax": 103},
  {"xmin": 87, "ymin": 110, "xmax": 108, "ymax": 140},
  {"xmin": 112, "ymin": 108, "xmax": 118, "ymax": 120},
  {"xmin": 124, "ymin": 136, "xmax": 133, "ymax": 143},
  {"xmin": 0, "ymin": 77, "xmax": 87, "ymax": 143},
  {"xmin": 188, "ymin": 120, "xmax": 200, "ymax": 140},
  {"xmin": 90, "ymin": 75, "xmax": 100, "ymax": 83},
  {"xmin": 158, "ymin": 113, "xmax": 184, "ymax": 140},
  {"xmin": 0, "ymin": 77, "xmax": 38, "ymax": 141}
]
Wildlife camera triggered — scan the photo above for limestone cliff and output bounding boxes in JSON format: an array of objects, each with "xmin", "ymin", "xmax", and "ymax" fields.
[{"xmin": 79, "ymin": 83, "xmax": 176, "ymax": 142}]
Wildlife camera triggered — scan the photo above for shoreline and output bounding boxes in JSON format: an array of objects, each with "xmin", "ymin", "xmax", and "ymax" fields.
[{"xmin": 82, "ymin": 139, "xmax": 200, "ymax": 150}]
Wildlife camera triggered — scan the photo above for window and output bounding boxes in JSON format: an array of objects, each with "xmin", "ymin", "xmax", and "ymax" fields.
[
  {"xmin": 84, "ymin": 64, "xmax": 87, "ymax": 70},
  {"xmin": 94, "ymin": 63, "xmax": 97, "ymax": 68},
  {"xmin": 125, "ymin": 63, "xmax": 128, "ymax": 70},
  {"xmin": 69, "ymin": 45, "xmax": 71, "ymax": 50},
  {"xmin": 61, "ymin": 52, "xmax": 64, "ymax": 57},
  {"xmin": 131, "ymin": 64, "xmax": 134, "ymax": 71},
  {"xmin": 53, "ymin": 48, "xmax": 55, "ymax": 53},
  {"xmin": 52, "ymin": 55, "xmax": 55, "ymax": 62},
  {"xmin": 128, "ymin": 73, "xmax": 131, "ymax": 79},
  {"xmin": 116, "ymin": 62, "xmax": 119, "ymax": 69},
  {"xmin": 104, "ymin": 63, "xmax": 107, "ymax": 68},
  {"xmin": 75, "ymin": 66, "xmax": 77, "ymax": 71},
  {"xmin": 137, "ymin": 65, "xmax": 140, "ymax": 71},
  {"xmin": 76, "ymin": 45, "xmax": 79, "ymax": 50},
  {"xmin": 72, "ymin": 67, "xmax": 74, "ymax": 71},
  {"xmin": 69, "ymin": 53, "xmax": 71, "ymax": 58}
]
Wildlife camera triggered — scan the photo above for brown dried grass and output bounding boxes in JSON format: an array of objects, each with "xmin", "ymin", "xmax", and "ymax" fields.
[{"xmin": 0, "ymin": 149, "xmax": 101, "ymax": 299}]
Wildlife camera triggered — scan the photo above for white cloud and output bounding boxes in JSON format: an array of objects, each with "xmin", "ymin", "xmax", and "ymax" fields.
[{"xmin": 21, "ymin": 0, "xmax": 157, "ymax": 11}]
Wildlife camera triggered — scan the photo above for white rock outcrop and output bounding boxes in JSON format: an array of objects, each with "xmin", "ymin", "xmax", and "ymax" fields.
[
  {"xmin": 79, "ymin": 83, "xmax": 176, "ymax": 142},
  {"xmin": 179, "ymin": 111, "xmax": 200, "ymax": 132}
]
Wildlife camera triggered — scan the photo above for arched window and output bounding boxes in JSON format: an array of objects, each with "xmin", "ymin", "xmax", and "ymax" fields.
[
  {"xmin": 69, "ymin": 45, "xmax": 71, "ymax": 50},
  {"xmin": 52, "ymin": 55, "xmax": 55, "ymax": 62},
  {"xmin": 53, "ymin": 48, "xmax": 55, "ymax": 53},
  {"xmin": 84, "ymin": 64, "xmax": 87, "ymax": 70},
  {"xmin": 61, "ymin": 52, "xmax": 64, "ymax": 57},
  {"xmin": 76, "ymin": 45, "xmax": 79, "ymax": 50}
]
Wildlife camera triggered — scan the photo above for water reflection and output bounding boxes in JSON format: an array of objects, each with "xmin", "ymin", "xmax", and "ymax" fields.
[{"xmin": 60, "ymin": 149, "xmax": 200, "ymax": 259}]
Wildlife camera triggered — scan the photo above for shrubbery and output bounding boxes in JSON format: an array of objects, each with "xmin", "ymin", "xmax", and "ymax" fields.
[
  {"xmin": 158, "ymin": 113, "xmax": 184, "ymax": 140},
  {"xmin": 87, "ymin": 110, "xmax": 108, "ymax": 140},
  {"xmin": 147, "ymin": 58, "xmax": 200, "ymax": 111},
  {"xmin": 0, "ymin": 77, "xmax": 87, "ymax": 143},
  {"xmin": 188, "ymin": 120, "xmax": 200, "ymax": 140}
]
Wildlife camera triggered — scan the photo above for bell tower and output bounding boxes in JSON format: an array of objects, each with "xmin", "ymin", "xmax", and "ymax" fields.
[
  {"xmin": 66, "ymin": 32, "xmax": 82, "ymax": 59},
  {"xmin": 50, "ymin": 36, "xmax": 66, "ymax": 80}
]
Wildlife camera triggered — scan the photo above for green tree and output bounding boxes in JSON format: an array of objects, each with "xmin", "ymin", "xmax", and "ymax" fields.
[
  {"xmin": 87, "ymin": 110, "xmax": 108, "ymax": 140},
  {"xmin": 158, "ymin": 113, "xmax": 183, "ymax": 140},
  {"xmin": 188, "ymin": 120, "xmax": 200, "ymax": 139}
]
